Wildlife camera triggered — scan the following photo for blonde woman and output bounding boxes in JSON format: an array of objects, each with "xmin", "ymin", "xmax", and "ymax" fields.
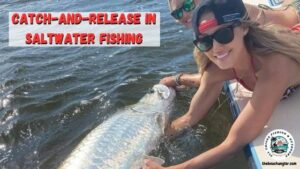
[
  {"xmin": 161, "ymin": 0, "xmax": 300, "ymax": 89},
  {"xmin": 145, "ymin": 0, "xmax": 300, "ymax": 168}
]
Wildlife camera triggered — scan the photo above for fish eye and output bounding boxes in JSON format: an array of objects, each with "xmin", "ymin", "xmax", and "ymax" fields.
[{"xmin": 149, "ymin": 88, "xmax": 155, "ymax": 93}]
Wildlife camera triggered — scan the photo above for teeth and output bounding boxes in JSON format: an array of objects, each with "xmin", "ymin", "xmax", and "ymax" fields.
[{"xmin": 216, "ymin": 53, "xmax": 228, "ymax": 59}]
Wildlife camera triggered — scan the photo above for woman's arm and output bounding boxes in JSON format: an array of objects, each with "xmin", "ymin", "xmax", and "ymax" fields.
[
  {"xmin": 164, "ymin": 56, "xmax": 290, "ymax": 169},
  {"xmin": 165, "ymin": 64, "xmax": 234, "ymax": 137},
  {"xmin": 165, "ymin": 75, "xmax": 223, "ymax": 137},
  {"xmin": 245, "ymin": 3, "xmax": 299, "ymax": 27},
  {"xmin": 145, "ymin": 56, "xmax": 291, "ymax": 169}
]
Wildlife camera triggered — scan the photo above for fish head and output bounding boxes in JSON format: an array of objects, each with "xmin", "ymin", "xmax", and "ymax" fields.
[
  {"xmin": 138, "ymin": 84, "xmax": 176, "ymax": 115},
  {"xmin": 153, "ymin": 84, "xmax": 176, "ymax": 100},
  {"xmin": 150, "ymin": 84, "xmax": 175, "ymax": 109}
]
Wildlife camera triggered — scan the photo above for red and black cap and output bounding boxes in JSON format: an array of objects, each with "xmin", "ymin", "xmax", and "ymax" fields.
[{"xmin": 192, "ymin": 0, "xmax": 247, "ymax": 36}]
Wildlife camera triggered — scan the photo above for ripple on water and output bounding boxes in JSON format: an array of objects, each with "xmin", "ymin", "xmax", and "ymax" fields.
[{"xmin": 1, "ymin": 109, "xmax": 19, "ymax": 135}]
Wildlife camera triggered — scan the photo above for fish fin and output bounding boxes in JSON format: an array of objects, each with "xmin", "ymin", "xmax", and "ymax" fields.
[{"xmin": 155, "ymin": 113, "xmax": 166, "ymax": 134}]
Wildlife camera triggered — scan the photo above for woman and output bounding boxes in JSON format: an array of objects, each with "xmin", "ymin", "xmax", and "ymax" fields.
[
  {"xmin": 145, "ymin": 0, "xmax": 300, "ymax": 168},
  {"xmin": 162, "ymin": 0, "xmax": 300, "ymax": 89}
]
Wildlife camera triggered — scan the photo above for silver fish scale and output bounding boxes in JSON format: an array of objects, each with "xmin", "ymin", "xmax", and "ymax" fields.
[
  {"xmin": 59, "ymin": 84, "xmax": 176, "ymax": 169},
  {"xmin": 59, "ymin": 109, "xmax": 162, "ymax": 169}
]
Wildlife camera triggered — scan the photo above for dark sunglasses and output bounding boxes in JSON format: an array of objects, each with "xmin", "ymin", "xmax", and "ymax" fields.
[
  {"xmin": 193, "ymin": 22, "xmax": 241, "ymax": 52},
  {"xmin": 170, "ymin": 0, "xmax": 195, "ymax": 20}
]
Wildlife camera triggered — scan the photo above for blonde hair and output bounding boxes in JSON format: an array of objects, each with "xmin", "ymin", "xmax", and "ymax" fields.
[
  {"xmin": 194, "ymin": 21, "xmax": 300, "ymax": 75},
  {"xmin": 244, "ymin": 21, "xmax": 300, "ymax": 62},
  {"xmin": 193, "ymin": 47, "xmax": 210, "ymax": 74}
]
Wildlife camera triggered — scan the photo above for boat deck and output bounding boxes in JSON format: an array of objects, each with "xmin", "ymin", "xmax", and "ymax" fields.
[{"xmin": 225, "ymin": 81, "xmax": 300, "ymax": 169}]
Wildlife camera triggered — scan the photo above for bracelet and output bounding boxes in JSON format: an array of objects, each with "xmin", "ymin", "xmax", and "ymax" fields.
[{"xmin": 174, "ymin": 73, "xmax": 183, "ymax": 86}]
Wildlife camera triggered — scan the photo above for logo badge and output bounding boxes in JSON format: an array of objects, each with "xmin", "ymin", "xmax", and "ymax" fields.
[{"xmin": 264, "ymin": 129, "xmax": 295, "ymax": 160}]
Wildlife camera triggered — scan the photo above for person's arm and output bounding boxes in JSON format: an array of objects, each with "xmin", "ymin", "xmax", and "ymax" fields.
[
  {"xmin": 159, "ymin": 73, "xmax": 201, "ymax": 88},
  {"xmin": 165, "ymin": 64, "xmax": 234, "ymax": 137},
  {"xmin": 245, "ymin": 3, "xmax": 299, "ymax": 27},
  {"xmin": 165, "ymin": 75, "xmax": 223, "ymax": 137},
  {"xmin": 164, "ymin": 56, "xmax": 290, "ymax": 169},
  {"xmin": 144, "ymin": 55, "xmax": 290, "ymax": 169}
]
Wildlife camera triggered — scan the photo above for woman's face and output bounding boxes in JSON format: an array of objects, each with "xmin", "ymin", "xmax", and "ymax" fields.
[
  {"xmin": 198, "ymin": 12, "xmax": 247, "ymax": 70},
  {"xmin": 169, "ymin": 0, "xmax": 201, "ymax": 28}
]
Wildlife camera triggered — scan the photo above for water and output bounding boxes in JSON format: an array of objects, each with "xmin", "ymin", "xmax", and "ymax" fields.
[{"xmin": 0, "ymin": 0, "xmax": 249, "ymax": 169}]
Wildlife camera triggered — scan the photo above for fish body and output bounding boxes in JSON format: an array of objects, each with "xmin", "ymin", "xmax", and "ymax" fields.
[{"xmin": 59, "ymin": 84, "xmax": 176, "ymax": 169}]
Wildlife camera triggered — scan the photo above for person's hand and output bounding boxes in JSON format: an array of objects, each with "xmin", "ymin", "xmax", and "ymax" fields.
[
  {"xmin": 159, "ymin": 76, "xmax": 177, "ymax": 87},
  {"xmin": 164, "ymin": 115, "xmax": 192, "ymax": 139},
  {"xmin": 164, "ymin": 122, "xmax": 178, "ymax": 139},
  {"xmin": 143, "ymin": 159, "xmax": 165, "ymax": 169}
]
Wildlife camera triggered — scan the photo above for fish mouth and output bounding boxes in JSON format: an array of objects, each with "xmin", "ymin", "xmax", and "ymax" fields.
[{"xmin": 153, "ymin": 84, "xmax": 171, "ymax": 99}]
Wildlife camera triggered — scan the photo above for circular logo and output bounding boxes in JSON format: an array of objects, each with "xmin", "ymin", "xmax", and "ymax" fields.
[{"xmin": 264, "ymin": 129, "xmax": 295, "ymax": 160}]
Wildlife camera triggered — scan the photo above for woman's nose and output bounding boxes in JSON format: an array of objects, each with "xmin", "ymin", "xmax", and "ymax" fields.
[{"xmin": 212, "ymin": 39, "xmax": 225, "ymax": 51}]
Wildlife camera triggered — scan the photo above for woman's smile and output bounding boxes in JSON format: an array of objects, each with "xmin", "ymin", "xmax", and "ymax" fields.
[{"xmin": 214, "ymin": 51, "xmax": 229, "ymax": 60}]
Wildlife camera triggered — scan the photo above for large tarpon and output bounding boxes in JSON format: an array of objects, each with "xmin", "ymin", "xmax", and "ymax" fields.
[{"xmin": 59, "ymin": 84, "xmax": 176, "ymax": 169}]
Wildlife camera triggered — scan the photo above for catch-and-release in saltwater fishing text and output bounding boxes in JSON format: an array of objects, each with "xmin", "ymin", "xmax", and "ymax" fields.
[{"xmin": 9, "ymin": 12, "xmax": 160, "ymax": 47}]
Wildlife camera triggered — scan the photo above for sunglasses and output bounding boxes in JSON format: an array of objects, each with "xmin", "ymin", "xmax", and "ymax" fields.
[
  {"xmin": 193, "ymin": 22, "xmax": 240, "ymax": 52},
  {"xmin": 170, "ymin": 0, "xmax": 196, "ymax": 20}
]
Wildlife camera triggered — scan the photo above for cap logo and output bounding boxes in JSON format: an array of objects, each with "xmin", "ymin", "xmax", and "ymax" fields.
[
  {"xmin": 198, "ymin": 19, "xmax": 218, "ymax": 33},
  {"xmin": 222, "ymin": 13, "xmax": 241, "ymax": 23}
]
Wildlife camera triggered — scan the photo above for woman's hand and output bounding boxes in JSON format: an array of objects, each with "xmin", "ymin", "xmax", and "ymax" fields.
[
  {"xmin": 143, "ymin": 159, "xmax": 166, "ymax": 169},
  {"xmin": 164, "ymin": 115, "xmax": 192, "ymax": 139},
  {"xmin": 159, "ymin": 76, "xmax": 177, "ymax": 87}
]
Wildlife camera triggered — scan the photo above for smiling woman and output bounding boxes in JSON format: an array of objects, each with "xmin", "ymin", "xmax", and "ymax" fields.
[
  {"xmin": 160, "ymin": 0, "xmax": 300, "ymax": 89},
  {"xmin": 145, "ymin": 0, "xmax": 300, "ymax": 168}
]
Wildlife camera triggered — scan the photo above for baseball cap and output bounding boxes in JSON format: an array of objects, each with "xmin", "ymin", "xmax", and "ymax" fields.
[{"xmin": 192, "ymin": 0, "xmax": 248, "ymax": 36}]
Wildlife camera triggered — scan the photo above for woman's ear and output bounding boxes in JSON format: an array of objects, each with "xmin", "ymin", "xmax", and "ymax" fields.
[{"xmin": 243, "ymin": 27, "xmax": 249, "ymax": 36}]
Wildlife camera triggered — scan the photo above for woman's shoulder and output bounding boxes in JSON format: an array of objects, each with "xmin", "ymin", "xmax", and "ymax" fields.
[
  {"xmin": 258, "ymin": 53, "xmax": 300, "ymax": 86},
  {"xmin": 258, "ymin": 54, "xmax": 285, "ymax": 68},
  {"xmin": 256, "ymin": 54, "xmax": 294, "ymax": 79}
]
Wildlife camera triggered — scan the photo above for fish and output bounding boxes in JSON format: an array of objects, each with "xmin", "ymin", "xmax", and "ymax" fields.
[{"xmin": 58, "ymin": 84, "xmax": 176, "ymax": 169}]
